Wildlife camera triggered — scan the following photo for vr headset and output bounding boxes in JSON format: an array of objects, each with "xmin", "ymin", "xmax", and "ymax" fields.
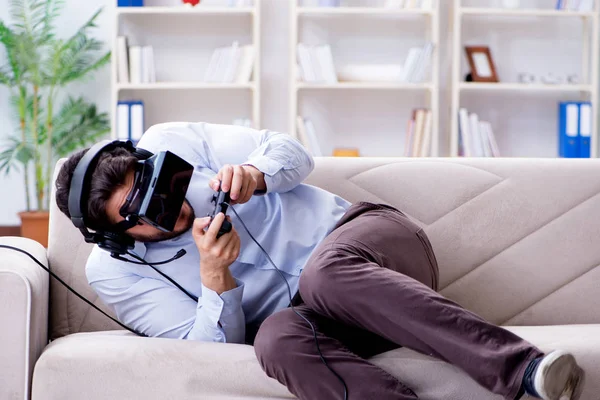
[{"xmin": 68, "ymin": 140, "xmax": 193, "ymax": 256}]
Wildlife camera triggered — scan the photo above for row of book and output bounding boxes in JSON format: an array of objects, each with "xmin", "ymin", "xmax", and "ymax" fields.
[
  {"xmin": 401, "ymin": 43, "xmax": 433, "ymax": 83},
  {"xmin": 404, "ymin": 109, "xmax": 433, "ymax": 157},
  {"xmin": 296, "ymin": 42, "xmax": 433, "ymax": 84},
  {"xmin": 297, "ymin": 44, "xmax": 338, "ymax": 84},
  {"xmin": 117, "ymin": 37, "xmax": 156, "ymax": 84},
  {"xmin": 555, "ymin": 0, "xmax": 595, "ymax": 11},
  {"xmin": 204, "ymin": 42, "xmax": 255, "ymax": 84},
  {"xmin": 116, "ymin": 101, "xmax": 145, "ymax": 142},
  {"xmin": 295, "ymin": 116, "xmax": 323, "ymax": 156},
  {"xmin": 559, "ymin": 102, "xmax": 592, "ymax": 158},
  {"xmin": 458, "ymin": 109, "xmax": 500, "ymax": 157},
  {"xmin": 385, "ymin": 0, "xmax": 435, "ymax": 9}
]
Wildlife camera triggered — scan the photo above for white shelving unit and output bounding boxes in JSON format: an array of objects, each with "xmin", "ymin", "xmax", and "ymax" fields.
[
  {"xmin": 450, "ymin": 0, "xmax": 600, "ymax": 158},
  {"xmin": 289, "ymin": 1, "xmax": 441, "ymax": 157},
  {"xmin": 111, "ymin": 1, "xmax": 261, "ymax": 139}
]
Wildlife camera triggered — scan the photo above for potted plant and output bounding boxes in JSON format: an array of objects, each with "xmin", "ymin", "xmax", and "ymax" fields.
[{"xmin": 0, "ymin": 0, "xmax": 111, "ymax": 247}]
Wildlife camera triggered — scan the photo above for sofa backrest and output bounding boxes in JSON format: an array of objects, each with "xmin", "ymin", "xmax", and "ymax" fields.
[{"xmin": 49, "ymin": 156, "xmax": 600, "ymax": 339}]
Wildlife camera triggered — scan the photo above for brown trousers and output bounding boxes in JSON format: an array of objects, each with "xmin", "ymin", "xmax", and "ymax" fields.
[{"xmin": 254, "ymin": 202, "xmax": 543, "ymax": 400}]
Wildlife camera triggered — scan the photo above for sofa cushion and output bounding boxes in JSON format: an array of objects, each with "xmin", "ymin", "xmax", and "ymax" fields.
[{"xmin": 32, "ymin": 325, "xmax": 600, "ymax": 400}]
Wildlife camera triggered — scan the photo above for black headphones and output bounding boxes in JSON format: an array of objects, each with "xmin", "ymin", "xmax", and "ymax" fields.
[{"xmin": 68, "ymin": 140, "xmax": 153, "ymax": 256}]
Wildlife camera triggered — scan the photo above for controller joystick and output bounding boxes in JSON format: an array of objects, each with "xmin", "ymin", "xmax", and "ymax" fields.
[{"xmin": 208, "ymin": 190, "xmax": 232, "ymax": 239}]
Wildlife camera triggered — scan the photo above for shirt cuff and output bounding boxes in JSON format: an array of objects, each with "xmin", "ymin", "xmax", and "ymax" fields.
[
  {"xmin": 200, "ymin": 279, "xmax": 245, "ymax": 325},
  {"xmin": 243, "ymin": 156, "xmax": 284, "ymax": 194}
]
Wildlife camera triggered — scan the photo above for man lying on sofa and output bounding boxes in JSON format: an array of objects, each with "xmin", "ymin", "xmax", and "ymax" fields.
[{"xmin": 54, "ymin": 122, "xmax": 584, "ymax": 400}]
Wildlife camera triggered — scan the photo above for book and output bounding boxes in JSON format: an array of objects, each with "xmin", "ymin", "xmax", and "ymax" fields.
[
  {"xmin": 236, "ymin": 45, "xmax": 255, "ymax": 83},
  {"xmin": 142, "ymin": 46, "xmax": 156, "ymax": 83},
  {"xmin": 579, "ymin": 102, "xmax": 592, "ymax": 158},
  {"xmin": 558, "ymin": 102, "xmax": 580, "ymax": 158},
  {"xmin": 412, "ymin": 109, "xmax": 426, "ymax": 156},
  {"xmin": 304, "ymin": 118, "xmax": 323, "ymax": 156},
  {"xmin": 116, "ymin": 102, "xmax": 130, "ymax": 140},
  {"xmin": 420, "ymin": 110, "xmax": 433, "ymax": 157},
  {"xmin": 458, "ymin": 108, "xmax": 472, "ymax": 157},
  {"xmin": 128, "ymin": 46, "xmax": 143, "ymax": 84},
  {"xmin": 116, "ymin": 37, "xmax": 130, "ymax": 84},
  {"xmin": 130, "ymin": 101, "xmax": 145, "ymax": 141}
]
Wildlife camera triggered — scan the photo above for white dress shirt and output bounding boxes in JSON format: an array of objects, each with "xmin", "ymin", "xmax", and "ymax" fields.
[{"xmin": 86, "ymin": 122, "xmax": 351, "ymax": 343}]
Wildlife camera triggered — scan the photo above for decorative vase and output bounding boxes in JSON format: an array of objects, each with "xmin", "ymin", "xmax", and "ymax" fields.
[{"xmin": 18, "ymin": 211, "xmax": 50, "ymax": 248}]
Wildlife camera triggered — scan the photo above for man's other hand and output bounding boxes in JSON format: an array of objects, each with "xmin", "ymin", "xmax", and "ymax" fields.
[
  {"xmin": 209, "ymin": 164, "xmax": 266, "ymax": 204},
  {"xmin": 193, "ymin": 214, "xmax": 240, "ymax": 275}
]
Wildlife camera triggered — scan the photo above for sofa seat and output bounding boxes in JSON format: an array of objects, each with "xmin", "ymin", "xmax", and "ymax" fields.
[{"xmin": 32, "ymin": 325, "xmax": 600, "ymax": 400}]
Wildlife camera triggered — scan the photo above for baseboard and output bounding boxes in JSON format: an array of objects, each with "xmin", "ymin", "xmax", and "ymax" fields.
[{"xmin": 0, "ymin": 226, "xmax": 21, "ymax": 236}]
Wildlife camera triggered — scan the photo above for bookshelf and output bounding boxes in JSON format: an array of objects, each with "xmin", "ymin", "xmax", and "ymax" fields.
[
  {"xmin": 450, "ymin": 0, "xmax": 600, "ymax": 158},
  {"xmin": 111, "ymin": 1, "xmax": 261, "ymax": 139},
  {"xmin": 289, "ymin": 0, "xmax": 441, "ymax": 157}
]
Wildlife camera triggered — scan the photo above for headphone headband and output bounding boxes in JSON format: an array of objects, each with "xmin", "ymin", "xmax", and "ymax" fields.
[{"xmin": 67, "ymin": 139, "xmax": 153, "ymax": 255}]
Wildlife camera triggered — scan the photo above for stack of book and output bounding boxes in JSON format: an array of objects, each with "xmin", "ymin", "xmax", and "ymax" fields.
[
  {"xmin": 296, "ymin": 116, "xmax": 323, "ymax": 156},
  {"xmin": 296, "ymin": 43, "xmax": 338, "ymax": 84},
  {"xmin": 400, "ymin": 42, "xmax": 434, "ymax": 83},
  {"xmin": 558, "ymin": 101, "xmax": 591, "ymax": 158},
  {"xmin": 204, "ymin": 42, "xmax": 255, "ymax": 84},
  {"xmin": 116, "ymin": 101, "xmax": 145, "ymax": 143},
  {"xmin": 404, "ymin": 109, "xmax": 433, "ymax": 157},
  {"xmin": 116, "ymin": 37, "xmax": 156, "ymax": 84},
  {"xmin": 458, "ymin": 108, "xmax": 500, "ymax": 157},
  {"xmin": 555, "ymin": 0, "xmax": 595, "ymax": 11},
  {"xmin": 384, "ymin": 0, "xmax": 435, "ymax": 9}
]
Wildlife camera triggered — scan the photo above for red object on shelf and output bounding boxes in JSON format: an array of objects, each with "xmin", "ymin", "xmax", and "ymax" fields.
[{"xmin": 182, "ymin": 0, "xmax": 200, "ymax": 5}]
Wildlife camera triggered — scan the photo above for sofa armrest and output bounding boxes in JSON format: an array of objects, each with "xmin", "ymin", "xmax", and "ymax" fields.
[{"xmin": 0, "ymin": 237, "xmax": 49, "ymax": 400}]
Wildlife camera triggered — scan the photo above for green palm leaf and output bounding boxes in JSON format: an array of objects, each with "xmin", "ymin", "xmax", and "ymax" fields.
[{"xmin": 52, "ymin": 97, "xmax": 110, "ymax": 157}]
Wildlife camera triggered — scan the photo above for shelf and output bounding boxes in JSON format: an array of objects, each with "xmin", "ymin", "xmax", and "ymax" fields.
[
  {"xmin": 459, "ymin": 82, "xmax": 593, "ymax": 92},
  {"xmin": 298, "ymin": 7, "xmax": 433, "ymax": 16},
  {"xmin": 116, "ymin": 6, "xmax": 255, "ymax": 16},
  {"xmin": 460, "ymin": 8, "xmax": 596, "ymax": 18},
  {"xmin": 116, "ymin": 82, "xmax": 256, "ymax": 90},
  {"xmin": 296, "ymin": 82, "xmax": 433, "ymax": 90}
]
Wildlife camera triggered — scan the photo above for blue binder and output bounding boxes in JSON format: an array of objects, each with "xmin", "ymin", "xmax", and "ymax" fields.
[
  {"xmin": 117, "ymin": 0, "xmax": 143, "ymax": 6},
  {"xmin": 558, "ymin": 102, "xmax": 580, "ymax": 158},
  {"xmin": 579, "ymin": 102, "xmax": 592, "ymax": 158}
]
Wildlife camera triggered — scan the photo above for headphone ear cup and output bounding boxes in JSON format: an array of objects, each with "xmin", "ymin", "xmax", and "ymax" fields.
[
  {"xmin": 96, "ymin": 231, "xmax": 135, "ymax": 255},
  {"xmin": 133, "ymin": 148, "xmax": 153, "ymax": 160}
]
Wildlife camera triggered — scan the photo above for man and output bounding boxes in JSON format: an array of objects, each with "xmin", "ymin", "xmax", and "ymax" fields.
[{"xmin": 55, "ymin": 122, "xmax": 584, "ymax": 400}]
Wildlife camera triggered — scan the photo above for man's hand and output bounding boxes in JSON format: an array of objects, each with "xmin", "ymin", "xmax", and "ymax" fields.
[
  {"xmin": 192, "ymin": 214, "xmax": 240, "ymax": 294},
  {"xmin": 209, "ymin": 164, "xmax": 266, "ymax": 204}
]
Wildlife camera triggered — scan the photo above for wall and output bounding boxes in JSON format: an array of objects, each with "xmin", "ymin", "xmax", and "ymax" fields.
[{"xmin": 0, "ymin": 0, "xmax": 595, "ymax": 224}]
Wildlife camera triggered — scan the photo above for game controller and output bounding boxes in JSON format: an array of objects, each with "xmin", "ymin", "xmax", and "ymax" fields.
[{"xmin": 208, "ymin": 189, "xmax": 232, "ymax": 239}]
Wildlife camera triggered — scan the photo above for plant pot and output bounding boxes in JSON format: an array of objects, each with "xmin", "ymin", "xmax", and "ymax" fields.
[{"xmin": 18, "ymin": 211, "xmax": 50, "ymax": 248}]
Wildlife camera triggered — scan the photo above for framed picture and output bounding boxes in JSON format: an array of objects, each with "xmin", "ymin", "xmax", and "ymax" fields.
[{"xmin": 465, "ymin": 46, "xmax": 499, "ymax": 83}]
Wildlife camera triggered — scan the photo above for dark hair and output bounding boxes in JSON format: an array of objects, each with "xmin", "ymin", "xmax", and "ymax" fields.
[{"xmin": 55, "ymin": 147, "xmax": 139, "ymax": 231}]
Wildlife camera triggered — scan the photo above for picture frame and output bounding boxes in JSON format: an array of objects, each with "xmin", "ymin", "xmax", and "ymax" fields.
[{"xmin": 465, "ymin": 46, "xmax": 499, "ymax": 83}]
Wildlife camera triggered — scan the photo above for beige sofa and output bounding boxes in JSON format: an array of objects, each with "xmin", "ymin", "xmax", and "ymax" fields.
[{"xmin": 2, "ymin": 156, "xmax": 600, "ymax": 400}]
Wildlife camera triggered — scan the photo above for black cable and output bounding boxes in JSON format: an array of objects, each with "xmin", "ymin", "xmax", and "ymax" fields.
[
  {"xmin": 0, "ymin": 244, "xmax": 147, "ymax": 337},
  {"xmin": 123, "ymin": 251, "xmax": 198, "ymax": 302},
  {"xmin": 226, "ymin": 204, "xmax": 349, "ymax": 400}
]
